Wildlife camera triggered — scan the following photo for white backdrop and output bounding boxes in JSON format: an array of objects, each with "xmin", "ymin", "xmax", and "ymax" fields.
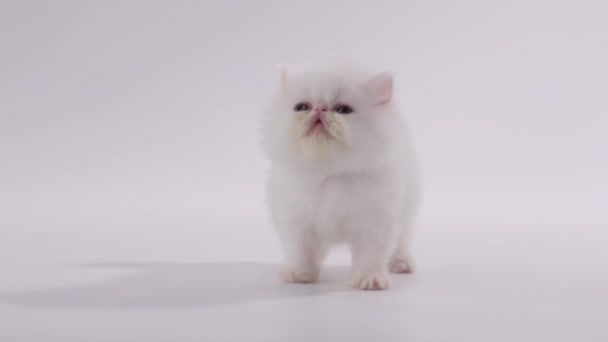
[{"xmin": 1, "ymin": 1, "xmax": 607, "ymax": 341}]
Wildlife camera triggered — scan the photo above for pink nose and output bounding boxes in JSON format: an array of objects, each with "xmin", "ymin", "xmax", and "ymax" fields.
[{"xmin": 314, "ymin": 105, "xmax": 328, "ymax": 113}]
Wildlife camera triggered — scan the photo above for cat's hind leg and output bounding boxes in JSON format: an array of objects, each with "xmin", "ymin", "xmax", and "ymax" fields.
[{"xmin": 388, "ymin": 219, "xmax": 416, "ymax": 274}]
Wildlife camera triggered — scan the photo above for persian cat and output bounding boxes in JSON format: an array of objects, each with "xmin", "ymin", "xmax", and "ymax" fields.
[{"xmin": 261, "ymin": 59, "xmax": 421, "ymax": 290}]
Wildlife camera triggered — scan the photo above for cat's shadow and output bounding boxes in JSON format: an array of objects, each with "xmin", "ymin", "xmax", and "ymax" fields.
[{"xmin": 0, "ymin": 262, "xmax": 357, "ymax": 310}]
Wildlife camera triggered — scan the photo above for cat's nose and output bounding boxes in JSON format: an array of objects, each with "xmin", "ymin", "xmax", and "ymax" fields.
[{"xmin": 314, "ymin": 105, "xmax": 328, "ymax": 113}]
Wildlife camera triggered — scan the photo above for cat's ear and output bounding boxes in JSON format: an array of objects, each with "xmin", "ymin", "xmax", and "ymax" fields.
[
  {"xmin": 278, "ymin": 67, "xmax": 289, "ymax": 88},
  {"xmin": 365, "ymin": 72, "xmax": 393, "ymax": 106}
]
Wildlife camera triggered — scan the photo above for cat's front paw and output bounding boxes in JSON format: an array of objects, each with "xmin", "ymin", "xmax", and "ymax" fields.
[
  {"xmin": 280, "ymin": 266, "xmax": 318, "ymax": 284},
  {"xmin": 351, "ymin": 273, "xmax": 391, "ymax": 290},
  {"xmin": 388, "ymin": 257, "xmax": 415, "ymax": 274}
]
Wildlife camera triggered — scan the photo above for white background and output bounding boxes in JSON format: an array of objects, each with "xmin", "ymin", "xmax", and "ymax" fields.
[{"xmin": 1, "ymin": 1, "xmax": 607, "ymax": 341}]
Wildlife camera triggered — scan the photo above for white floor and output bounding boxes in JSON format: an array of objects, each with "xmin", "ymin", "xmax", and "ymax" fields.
[{"xmin": 1, "ymin": 219, "xmax": 606, "ymax": 342}]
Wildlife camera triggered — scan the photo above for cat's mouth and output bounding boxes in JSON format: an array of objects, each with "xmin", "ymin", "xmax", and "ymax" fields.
[{"xmin": 307, "ymin": 117, "xmax": 326, "ymax": 135}]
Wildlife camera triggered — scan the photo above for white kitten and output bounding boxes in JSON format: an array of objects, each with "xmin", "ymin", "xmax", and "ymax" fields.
[{"xmin": 261, "ymin": 59, "xmax": 421, "ymax": 290}]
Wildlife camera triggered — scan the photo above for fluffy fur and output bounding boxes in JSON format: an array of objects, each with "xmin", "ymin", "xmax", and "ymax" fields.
[{"xmin": 261, "ymin": 59, "xmax": 421, "ymax": 290}]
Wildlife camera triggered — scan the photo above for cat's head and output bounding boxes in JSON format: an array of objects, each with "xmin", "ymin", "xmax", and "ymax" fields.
[{"xmin": 261, "ymin": 59, "xmax": 400, "ymax": 172}]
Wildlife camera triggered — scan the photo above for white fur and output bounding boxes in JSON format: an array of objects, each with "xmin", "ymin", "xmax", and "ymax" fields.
[{"xmin": 261, "ymin": 59, "xmax": 421, "ymax": 290}]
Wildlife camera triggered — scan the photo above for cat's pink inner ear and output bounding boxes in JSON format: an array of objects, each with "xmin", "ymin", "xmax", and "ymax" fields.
[{"xmin": 365, "ymin": 72, "xmax": 393, "ymax": 105}]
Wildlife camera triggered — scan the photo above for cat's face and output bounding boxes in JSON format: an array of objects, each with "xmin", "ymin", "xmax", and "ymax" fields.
[{"xmin": 262, "ymin": 61, "xmax": 398, "ymax": 171}]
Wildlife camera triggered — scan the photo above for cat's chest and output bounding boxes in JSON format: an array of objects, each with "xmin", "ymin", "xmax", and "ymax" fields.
[
  {"xmin": 278, "ymin": 173, "xmax": 371, "ymax": 218},
  {"xmin": 315, "ymin": 175, "xmax": 380, "ymax": 216},
  {"xmin": 272, "ymin": 167, "xmax": 396, "ymax": 223}
]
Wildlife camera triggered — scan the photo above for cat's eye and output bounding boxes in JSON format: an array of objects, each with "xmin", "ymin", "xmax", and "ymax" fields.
[
  {"xmin": 294, "ymin": 103, "xmax": 310, "ymax": 112},
  {"xmin": 334, "ymin": 105, "xmax": 354, "ymax": 114}
]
